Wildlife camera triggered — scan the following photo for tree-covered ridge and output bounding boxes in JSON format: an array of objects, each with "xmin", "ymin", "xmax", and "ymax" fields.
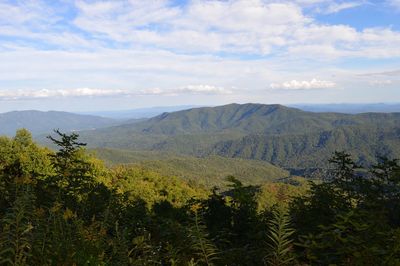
[
  {"xmin": 108, "ymin": 103, "xmax": 400, "ymax": 135},
  {"xmin": 92, "ymin": 148, "xmax": 290, "ymax": 188},
  {"xmin": 1, "ymin": 129, "xmax": 400, "ymax": 265},
  {"xmin": 210, "ymin": 124, "xmax": 400, "ymax": 168},
  {"xmin": 0, "ymin": 110, "xmax": 118, "ymax": 136},
  {"xmin": 74, "ymin": 103, "xmax": 400, "ymax": 168}
]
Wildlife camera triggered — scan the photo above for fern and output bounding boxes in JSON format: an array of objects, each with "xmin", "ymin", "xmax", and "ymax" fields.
[
  {"xmin": 189, "ymin": 211, "xmax": 218, "ymax": 266},
  {"xmin": 30, "ymin": 207, "xmax": 53, "ymax": 265},
  {"xmin": 0, "ymin": 185, "xmax": 34, "ymax": 266},
  {"xmin": 128, "ymin": 231, "xmax": 158, "ymax": 265},
  {"xmin": 265, "ymin": 206, "xmax": 295, "ymax": 266}
]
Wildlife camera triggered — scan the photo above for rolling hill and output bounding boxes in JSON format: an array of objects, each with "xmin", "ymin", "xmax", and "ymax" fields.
[
  {"xmin": 91, "ymin": 148, "xmax": 290, "ymax": 187},
  {"xmin": 80, "ymin": 103, "xmax": 400, "ymax": 136},
  {"xmin": 210, "ymin": 125, "xmax": 400, "ymax": 168},
  {"xmin": 57, "ymin": 103, "xmax": 400, "ymax": 170},
  {"xmin": 0, "ymin": 110, "xmax": 118, "ymax": 136}
]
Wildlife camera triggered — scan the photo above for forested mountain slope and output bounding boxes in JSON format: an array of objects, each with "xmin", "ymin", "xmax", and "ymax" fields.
[
  {"xmin": 0, "ymin": 110, "xmax": 118, "ymax": 136},
  {"xmin": 86, "ymin": 103, "xmax": 400, "ymax": 135},
  {"xmin": 73, "ymin": 103, "xmax": 400, "ymax": 169},
  {"xmin": 92, "ymin": 148, "xmax": 289, "ymax": 187},
  {"xmin": 109, "ymin": 103, "xmax": 354, "ymax": 135},
  {"xmin": 210, "ymin": 125, "xmax": 400, "ymax": 168}
]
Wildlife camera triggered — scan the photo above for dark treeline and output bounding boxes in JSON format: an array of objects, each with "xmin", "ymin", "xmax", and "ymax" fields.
[{"xmin": 0, "ymin": 129, "xmax": 399, "ymax": 265}]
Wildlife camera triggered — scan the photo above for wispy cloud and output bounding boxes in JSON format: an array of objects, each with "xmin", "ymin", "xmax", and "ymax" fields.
[
  {"xmin": 1, "ymin": 1, "xmax": 399, "ymax": 59},
  {"xmin": 139, "ymin": 85, "xmax": 233, "ymax": 96},
  {"xmin": 270, "ymin": 79, "xmax": 337, "ymax": 90},
  {"xmin": 359, "ymin": 69, "xmax": 400, "ymax": 76},
  {"xmin": 166, "ymin": 85, "xmax": 233, "ymax": 95},
  {"xmin": 0, "ymin": 1, "xmax": 399, "ymax": 108},
  {"xmin": 321, "ymin": 1, "xmax": 365, "ymax": 14},
  {"xmin": 369, "ymin": 80, "xmax": 392, "ymax": 86},
  {"xmin": 0, "ymin": 85, "xmax": 233, "ymax": 101},
  {"xmin": 0, "ymin": 88, "xmax": 127, "ymax": 100}
]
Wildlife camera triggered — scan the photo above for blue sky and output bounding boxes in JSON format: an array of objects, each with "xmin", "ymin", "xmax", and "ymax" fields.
[{"xmin": 0, "ymin": 0, "xmax": 399, "ymax": 112}]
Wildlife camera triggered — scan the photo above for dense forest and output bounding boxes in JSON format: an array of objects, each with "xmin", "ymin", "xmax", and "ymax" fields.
[
  {"xmin": 1, "ymin": 129, "xmax": 400, "ymax": 265},
  {"xmin": 75, "ymin": 103, "xmax": 400, "ymax": 169},
  {"xmin": 91, "ymin": 148, "xmax": 291, "ymax": 188}
]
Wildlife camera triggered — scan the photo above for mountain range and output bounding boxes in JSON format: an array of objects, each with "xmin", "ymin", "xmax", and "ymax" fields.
[
  {"xmin": 72, "ymin": 103, "xmax": 400, "ymax": 170},
  {"xmin": 0, "ymin": 110, "xmax": 118, "ymax": 136},
  {"xmin": 80, "ymin": 103, "xmax": 400, "ymax": 119},
  {"xmin": 2, "ymin": 103, "xmax": 399, "ymax": 172}
]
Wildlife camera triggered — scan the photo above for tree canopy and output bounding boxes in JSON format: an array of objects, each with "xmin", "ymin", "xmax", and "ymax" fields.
[{"xmin": 0, "ymin": 130, "xmax": 399, "ymax": 265}]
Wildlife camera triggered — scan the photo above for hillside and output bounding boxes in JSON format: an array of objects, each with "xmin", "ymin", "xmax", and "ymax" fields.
[
  {"xmin": 92, "ymin": 148, "xmax": 290, "ymax": 187},
  {"xmin": 79, "ymin": 103, "xmax": 400, "ymax": 137},
  {"xmin": 0, "ymin": 110, "xmax": 118, "ymax": 136},
  {"xmin": 114, "ymin": 103, "xmax": 357, "ymax": 135},
  {"xmin": 210, "ymin": 125, "xmax": 400, "ymax": 168},
  {"xmin": 73, "ymin": 103, "xmax": 400, "ymax": 169}
]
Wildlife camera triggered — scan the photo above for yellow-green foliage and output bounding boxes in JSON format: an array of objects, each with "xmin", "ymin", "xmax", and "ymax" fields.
[
  {"xmin": 0, "ymin": 129, "xmax": 53, "ymax": 179},
  {"xmin": 257, "ymin": 178, "xmax": 309, "ymax": 211},
  {"xmin": 109, "ymin": 166, "xmax": 208, "ymax": 208},
  {"xmin": 93, "ymin": 148, "xmax": 290, "ymax": 188}
]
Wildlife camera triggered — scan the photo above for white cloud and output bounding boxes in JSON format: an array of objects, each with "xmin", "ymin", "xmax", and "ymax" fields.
[
  {"xmin": 0, "ymin": 85, "xmax": 232, "ymax": 100},
  {"xmin": 173, "ymin": 85, "xmax": 233, "ymax": 95},
  {"xmin": 321, "ymin": 1, "xmax": 364, "ymax": 14},
  {"xmin": 295, "ymin": 0, "xmax": 329, "ymax": 4},
  {"xmin": 69, "ymin": 0, "xmax": 400, "ymax": 59},
  {"xmin": 138, "ymin": 85, "xmax": 233, "ymax": 96},
  {"xmin": 71, "ymin": 1, "xmax": 308, "ymax": 55},
  {"xmin": 359, "ymin": 69, "xmax": 400, "ymax": 76},
  {"xmin": 0, "ymin": 1, "xmax": 399, "ymax": 107},
  {"xmin": 0, "ymin": 1, "xmax": 55, "ymax": 25},
  {"xmin": 369, "ymin": 80, "xmax": 392, "ymax": 86},
  {"xmin": 270, "ymin": 78, "xmax": 337, "ymax": 90},
  {"xmin": 0, "ymin": 88, "xmax": 127, "ymax": 100},
  {"xmin": 0, "ymin": 1, "xmax": 399, "ymax": 59}
]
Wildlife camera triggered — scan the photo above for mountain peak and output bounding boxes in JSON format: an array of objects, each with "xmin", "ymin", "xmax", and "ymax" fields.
[{"xmin": 111, "ymin": 103, "xmax": 312, "ymax": 135}]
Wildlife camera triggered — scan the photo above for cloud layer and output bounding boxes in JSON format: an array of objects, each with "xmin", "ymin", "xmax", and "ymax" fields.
[
  {"xmin": 0, "ymin": 0, "xmax": 399, "ymax": 109},
  {"xmin": 0, "ymin": 85, "xmax": 232, "ymax": 101},
  {"xmin": 1, "ymin": 0, "xmax": 400, "ymax": 59},
  {"xmin": 270, "ymin": 78, "xmax": 337, "ymax": 90}
]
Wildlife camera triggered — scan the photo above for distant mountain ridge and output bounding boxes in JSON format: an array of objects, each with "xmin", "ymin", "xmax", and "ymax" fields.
[
  {"xmin": 0, "ymin": 110, "xmax": 118, "ymax": 136},
  {"xmin": 81, "ymin": 103, "xmax": 400, "ymax": 119},
  {"xmin": 82, "ymin": 103, "xmax": 400, "ymax": 136},
  {"xmin": 291, "ymin": 103, "xmax": 400, "ymax": 114},
  {"xmin": 74, "ymin": 103, "xmax": 400, "ymax": 169}
]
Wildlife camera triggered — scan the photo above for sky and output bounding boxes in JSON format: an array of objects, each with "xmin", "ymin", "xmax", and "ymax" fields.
[{"xmin": 0, "ymin": 0, "xmax": 399, "ymax": 112}]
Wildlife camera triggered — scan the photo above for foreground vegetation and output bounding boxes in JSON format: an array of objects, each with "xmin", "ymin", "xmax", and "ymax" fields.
[{"xmin": 1, "ymin": 129, "xmax": 399, "ymax": 265}]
